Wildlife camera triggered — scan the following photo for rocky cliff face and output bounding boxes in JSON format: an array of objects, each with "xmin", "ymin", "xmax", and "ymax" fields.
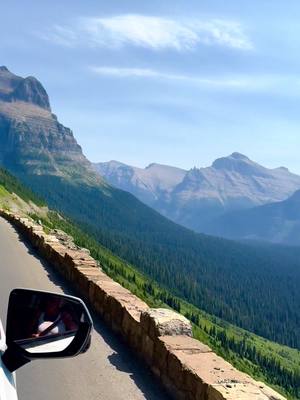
[
  {"xmin": 11, "ymin": 76, "xmax": 51, "ymax": 110},
  {"xmin": 95, "ymin": 153, "xmax": 300, "ymax": 233},
  {"xmin": 0, "ymin": 66, "xmax": 96, "ymax": 180},
  {"xmin": 94, "ymin": 161, "xmax": 186, "ymax": 209},
  {"xmin": 0, "ymin": 66, "xmax": 50, "ymax": 110}
]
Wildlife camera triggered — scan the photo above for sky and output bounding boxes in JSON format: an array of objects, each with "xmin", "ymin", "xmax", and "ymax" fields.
[{"xmin": 1, "ymin": 1, "xmax": 300, "ymax": 172}]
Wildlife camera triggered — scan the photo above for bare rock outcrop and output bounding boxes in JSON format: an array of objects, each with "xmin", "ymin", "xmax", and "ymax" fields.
[
  {"xmin": 141, "ymin": 308, "xmax": 192, "ymax": 339},
  {"xmin": 0, "ymin": 66, "xmax": 98, "ymax": 179}
]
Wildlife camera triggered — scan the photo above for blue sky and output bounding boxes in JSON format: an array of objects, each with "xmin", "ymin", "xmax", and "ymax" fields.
[{"xmin": 2, "ymin": 1, "xmax": 300, "ymax": 172}]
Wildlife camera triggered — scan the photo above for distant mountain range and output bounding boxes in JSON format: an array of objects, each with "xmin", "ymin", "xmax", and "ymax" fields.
[
  {"xmin": 207, "ymin": 189, "xmax": 300, "ymax": 245},
  {"xmin": 2, "ymin": 64, "xmax": 299, "ymax": 246},
  {"xmin": 94, "ymin": 154, "xmax": 300, "ymax": 242},
  {"xmin": 1, "ymin": 66, "xmax": 300, "ymax": 350},
  {"xmin": 94, "ymin": 160, "xmax": 186, "ymax": 209}
]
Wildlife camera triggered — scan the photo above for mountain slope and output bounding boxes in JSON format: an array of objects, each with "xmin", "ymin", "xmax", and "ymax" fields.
[
  {"xmin": 0, "ymin": 166, "xmax": 46, "ymax": 215},
  {"xmin": 0, "ymin": 66, "xmax": 98, "ymax": 180},
  {"xmin": 207, "ymin": 189, "xmax": 300, "ymax": 245},
  {"xmin": 1, "ymin": 67, "xmax": 300, "ymax": 350},
  {"xmin": 94, "ymin": 161, "xmax": 186, "ymax": 211},
  {"xmin": 0, "ymin": 167, "xmax": 298, "ymax": 399},
  {"xmin": 95, "ymin": 154, "xmax": 300, "ymax": 233}
]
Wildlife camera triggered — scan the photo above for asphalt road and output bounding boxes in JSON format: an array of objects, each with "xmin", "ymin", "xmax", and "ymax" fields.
[{"xmin": 0, "ymin": 217, "xmax": 169, "ymax": 400}]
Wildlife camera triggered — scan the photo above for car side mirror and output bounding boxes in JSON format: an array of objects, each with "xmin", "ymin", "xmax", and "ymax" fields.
[{"xmin": 1, "ymin": 289, "xmax": 93, "ymax": 372}]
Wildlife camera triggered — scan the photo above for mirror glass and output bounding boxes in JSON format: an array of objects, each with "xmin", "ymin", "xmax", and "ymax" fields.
[{"xmin": 8, "ymin": 291, "xmax": 86, "ymax": 354}]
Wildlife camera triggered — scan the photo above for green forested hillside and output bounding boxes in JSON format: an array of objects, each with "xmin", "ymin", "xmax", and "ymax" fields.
[
  {"xmin": 0, "ymin": 168, "xmax": 299, "ymax": 399},
  {"xmin": 20, "ymin": 174, "xmax": 300, "ymax": 350},
  {"xmin": 1, "ymin": 65, "xmax": 299, "ymax": 350},
  {"xmin": 32, "ymin": 212, "xmax": 300, "ymax": 400},
  {"xmin": 0, "ymin": 168, "xmax": 44, "ymax": 206}
]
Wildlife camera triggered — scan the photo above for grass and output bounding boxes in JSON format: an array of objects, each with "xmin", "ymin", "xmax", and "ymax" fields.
[{"xmin": 0, "ymin": 185, "xmax": 10, "ymax": 198}]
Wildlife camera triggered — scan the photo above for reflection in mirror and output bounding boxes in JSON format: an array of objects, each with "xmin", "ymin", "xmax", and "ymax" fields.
[{"xmin": 9, "ymin": 291, "xmax": 86, "ymax": 354}]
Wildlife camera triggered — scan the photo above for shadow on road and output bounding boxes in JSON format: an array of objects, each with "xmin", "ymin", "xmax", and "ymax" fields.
[{"xmin": 13, "ymin": 226, "xmax": 170, "ymax": 400}]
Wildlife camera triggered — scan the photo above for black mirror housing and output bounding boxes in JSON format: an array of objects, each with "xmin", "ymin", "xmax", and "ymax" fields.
[{"xmin": 1, "ymin": 289, "xmax": 93, "ymax": 372}]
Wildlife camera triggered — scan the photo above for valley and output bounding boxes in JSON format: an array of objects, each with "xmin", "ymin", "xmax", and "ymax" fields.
[
  {"xmin": 94, "ymin": 154, "xmax": 300, "ymax": 240},
  {"xmin": 0, "ymin": 167, "xmax": 299, "ymax": 399},
  {"xmin": 0, "ymin": 67, "xmax": 300, "ymax": 398}
]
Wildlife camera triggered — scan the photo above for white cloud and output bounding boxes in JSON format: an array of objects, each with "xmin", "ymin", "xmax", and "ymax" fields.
[
  {"xmin": 40, "ymin": 25, "xmax": 78, "ymax": 47},
  {"xmin": 44, "ymin": 14, "xmax": 253, "ymax": 51},
  {"xmin": 90, "ymin": 67, "xmax": 300, "ymax": 95},
  {"xmin": 81, "ymin": 15, "xmax": 199, "ymax": 51},
  {"xmin": 90, "ymin": 67, "xmax": 166, "ymax": 78},
  {"xmin": 89, "ymin": 66, "xmax": 251, "ymax": 89}
]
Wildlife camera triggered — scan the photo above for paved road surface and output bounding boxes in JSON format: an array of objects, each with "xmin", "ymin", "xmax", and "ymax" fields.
[{"xmin": 0, "ymin": 217, "xmax": 169, "ymax": 400}]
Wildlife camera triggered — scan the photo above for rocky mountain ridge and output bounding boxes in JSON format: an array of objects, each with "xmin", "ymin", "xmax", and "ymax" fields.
[
  {"xmin": 94, "ymin": 161, "xmax": 186, "ymax": 209},
  {"xmin": 0, "ymin": 66, "xmax": 97, "ymax": 180},
  {"xmin": 94, "ymin": 153, "xmax": 300, "ymax": 233},
  {"xmin": 1, "ymin": 66, "xmax": 300, "ymax": 361},
  {"xmin": 0, "ymin": 66, "xmax": 50, "ymax": 110}
]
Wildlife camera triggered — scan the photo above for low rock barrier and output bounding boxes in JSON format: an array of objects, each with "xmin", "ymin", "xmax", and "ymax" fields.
[{"xmin": 0, "ymin": 210, "xmax": 286, "ymax": 400}]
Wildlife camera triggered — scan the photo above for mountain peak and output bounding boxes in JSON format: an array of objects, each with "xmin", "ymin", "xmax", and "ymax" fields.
[
  {"xmin": 108, "ymin": 160, "xmax": 128, "ymax": 168},
  {"xmin": 146, "ymin": 163, "xmax": 156, "ymax": 168},
  {"xmin": 11, "ymin": 75, "xmax": 51, "ymax": 111},
  {"xmin": 212, "ymin": 152, "xmax": 257, "ymax": 172},
  {"xmin": 230, "ymin": 152, "xmax": 250, "ymax": 161},
  {"xmin": 0, "ymin": 66, "xmax": 95, "ymax": 179},
  {"xmin": 0, "ymin": 67, "xmax": 51, "ymax": 110},
  {"xmin": 145, "ymin": 163, "xmax": 162, "ymax": 169},
  {"xmin": 208, "ymin": 152, "xmax": 276, "ymax": 180},
  {"xmin": 277, "ymin": 166, "xmax": 290, "ymax": 172},
  {"xmin": 0, "ymin": 66, "xmax": 9, "ymax": 73}
]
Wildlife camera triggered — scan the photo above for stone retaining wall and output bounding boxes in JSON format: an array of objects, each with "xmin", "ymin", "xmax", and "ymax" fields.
[{"xmin": 0, "ymin": 210, "xmax": 286, "ymax": 400}]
